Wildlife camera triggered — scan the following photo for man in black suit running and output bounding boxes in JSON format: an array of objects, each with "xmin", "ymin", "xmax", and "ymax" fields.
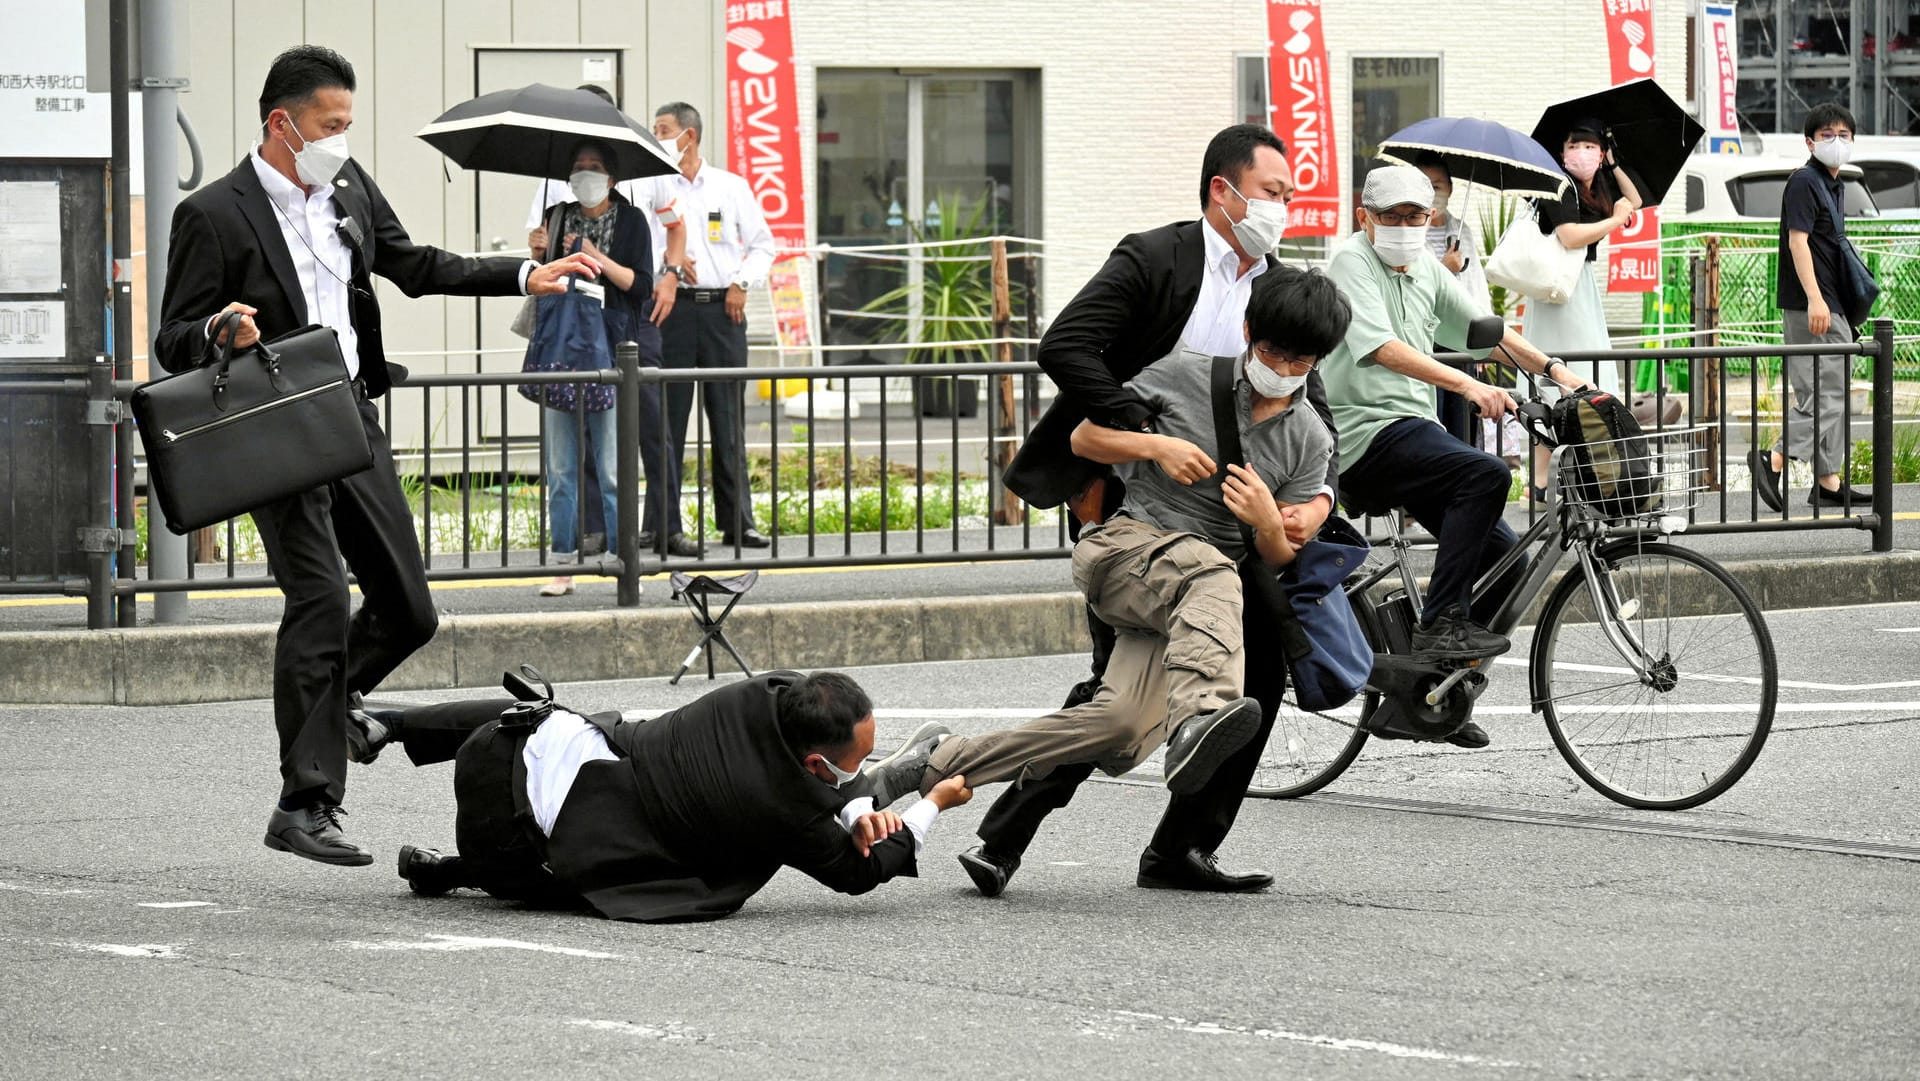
[
  {"xmin": 983, "ymin": 125, "xmax": 1341, "ymax": 895},
  {"xmin": 154, "ymin": 46, "xmax": 599, "ymax": 868}
]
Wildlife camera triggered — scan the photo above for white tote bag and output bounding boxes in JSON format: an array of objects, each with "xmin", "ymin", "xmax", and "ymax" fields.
[{"xmin": 1484, "ymin": 205, "xmax": 1585, "ymax": 306}]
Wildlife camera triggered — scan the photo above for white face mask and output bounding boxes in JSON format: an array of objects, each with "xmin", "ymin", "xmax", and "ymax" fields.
[
  {"xmin": 1222, "ymin": 178, "xmax": 1289, "ymax": 254},
  {"xmin": 656, "ymin": 130, "xmax": 685, "ymax": 167},
  {"xmin": 811, "ymin": 754, "xmax": 862, "ymax": 789},
  {"xmin": 1369, "ymin": 222, "xmax": 1430, "ymax": 268},
  {"xmin": 1244, "ymin": 355, "xmax": 1307, "ymax": 400},
  {"xmin": 569, "ymin": 170, "xmax": 611, "ymax": 207},
  {"xmin": 1811, "ymin": 136, "xmax": 1853, "ymax": 169},
  {"xmin": 280, "ymin": 117, "xmax": 350, "ymax": 188}
]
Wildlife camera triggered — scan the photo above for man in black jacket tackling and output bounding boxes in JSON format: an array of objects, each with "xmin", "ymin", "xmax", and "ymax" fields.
[
  {"xmin": 154, "ymin": 46, "xmax": 600, "ymax": 868},
  {"xmin": 984, "ymin": 125, "xmax": 1343, "ymax": 896}
]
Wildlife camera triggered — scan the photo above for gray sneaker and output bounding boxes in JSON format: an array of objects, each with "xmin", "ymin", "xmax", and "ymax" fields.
[
  {"xmin": 1161, "ymin": 697, "xmax": 1262, "ymax": 795},
  {"xmin": 850, "ymin": 721, "xmax": 950, "ymax": 808}
]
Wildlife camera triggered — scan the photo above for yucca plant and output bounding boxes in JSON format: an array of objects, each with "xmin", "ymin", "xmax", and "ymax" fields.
[{"xmin": 857, "ymin": 192, "xmax": 1015, "ymax": 364}]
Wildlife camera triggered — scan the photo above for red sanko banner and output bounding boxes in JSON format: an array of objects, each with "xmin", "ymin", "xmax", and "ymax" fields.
[
  {"xmin": 1601, "ymin": 0, "xmax": 1659, "ymax": 292},
  {"xmin": 1266, "ymin": 0, "xmax": 1339, "ymax": 238},
  {"xmin": 724, "ymin": 0, "xmax": 807, "ymax": 254},
  {"xmin": 724, "ymin": 0, "xmax": 813, "ymax": 350}
]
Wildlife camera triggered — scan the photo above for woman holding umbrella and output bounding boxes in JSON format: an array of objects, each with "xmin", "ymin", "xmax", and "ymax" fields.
[
  {"xmin": 1525, "ymin": 121, "xmax": 1643, "ymax": 394},
  {"xmin": 525, "ymin": 139, "xmax": 685, "ymax": 596}
]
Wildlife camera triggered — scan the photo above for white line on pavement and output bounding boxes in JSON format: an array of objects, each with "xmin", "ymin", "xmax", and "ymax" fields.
[
  {"xmin": 346, "ymin": 934, "xmax": 619, "ymax": 959},
  {"xmin": 1490, "ymin": 656, "xmax": 1920, "ymax": 692},
  {"xmin": 78, "ymin": 943, "xmax": 179, "ymax": 958},
  {"xmin": 870, "ymin": 704, "xmax": 1920, "ymax": 722},
  {"xmin": 137, "ymin": 901, "xmax": 214, "ymax": 909},
  {"xmin": 1100, "ymin": 1010, "xmax": 1525, "ymax": 1067},
  {"xmin": 565, "ymin": 1018, "xmax": 705, "ymax": 1042}
]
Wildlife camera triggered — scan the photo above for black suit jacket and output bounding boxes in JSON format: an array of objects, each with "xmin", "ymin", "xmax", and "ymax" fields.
[
  {"xmin": 544, "ymin": 671, "xmax": 917, "ymax": 923},
  {"xmin": 154, "ymin": 156, "xmax": 527, "ymax": 397},
  {"xmin": 1004, "ymin": 220, "xmax": 1339, "ymax": 508}
]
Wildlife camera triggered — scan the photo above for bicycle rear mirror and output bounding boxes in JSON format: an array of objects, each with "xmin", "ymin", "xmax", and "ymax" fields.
[{"xmin": 1465, "ymin": 314, "xmax": 1506, "ymax": 351}]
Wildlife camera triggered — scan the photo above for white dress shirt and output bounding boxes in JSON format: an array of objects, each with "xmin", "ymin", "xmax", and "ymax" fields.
[
  {"xmin": 250, "ymin": 151, "xmax": 360, "ymax": 377},
  {"xmin": 522, "ymin": 710, "xmax": 620, "ymax": 837},
  {"xmin": 637, "ymin": 163, "xmax": 776, "ymax": 290},
  {"xmin": 1178, "ymin": 219, "xmax": 1268, "ymax": 356},
  {"xmin": 521, "ymin": 709, "xmax": 943, "ymax": 853}
]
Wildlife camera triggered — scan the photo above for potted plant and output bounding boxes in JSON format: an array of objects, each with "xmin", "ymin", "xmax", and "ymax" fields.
[{"xmin": 857, "ymin": 192, "xmax": 1009, "ymax": 417}]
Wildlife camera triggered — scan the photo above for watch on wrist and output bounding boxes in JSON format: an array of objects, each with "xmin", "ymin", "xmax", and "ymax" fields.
[{"xmin": 661, "ymin": 264, "xmax": 684, "ymax": 280}]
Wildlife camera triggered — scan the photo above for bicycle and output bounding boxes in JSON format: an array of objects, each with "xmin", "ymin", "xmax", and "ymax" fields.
[{"xmin": 1248, "ymin": 391, "xmax": 1778, "ymax": 811}]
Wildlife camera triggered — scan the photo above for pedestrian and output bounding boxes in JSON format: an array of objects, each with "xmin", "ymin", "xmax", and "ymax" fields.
[
  {"xmin": 990, "ymin": 125, "xmax": 1342, "ymax": 896},
  {"xmin": 153, "ymin": 45, "xmax": 600, "ymax": 867},
  {"xmin": 1750, "ymin": 103, "xmax": 1873, "ymax": 511},
  {"xmin": 1320, "ymin": 165, "xmax": 1588, "ymax": 744},
  {"xmin": 355, "ymin": 671, "xmax": 972, "ymax": 922},
  {"xmin": 524, "ymin": 138, "xmax": 688, "ymax": 596},
  {"xmin": 1413, "ymin": 153, "xmax": 1500, "ymax": 450},
  {"xmin": 895, "ymin": 268, "xmax": 1347, "ymax": 901},
  {"xmin": 1521, "ymin": 120, "xmax": 1643, "ymax": 498},
  {"xmin": 647, "ymin": 101, "xmax": 777, "ymax": 551}
]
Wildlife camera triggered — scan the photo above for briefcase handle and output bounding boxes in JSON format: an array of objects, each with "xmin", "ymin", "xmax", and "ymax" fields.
[{"xmin": 203, "ymin": 311, "xmax": 289, "ymax": 410}]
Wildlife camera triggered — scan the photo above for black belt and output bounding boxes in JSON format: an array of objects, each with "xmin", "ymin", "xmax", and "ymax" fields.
[
  {"xmin": 678, "ymin": 287, "xmax": 727, "ymax": 304},
  {"xmin": 349, "ymin": 377, "xmax": 369, "ymax": 400}
]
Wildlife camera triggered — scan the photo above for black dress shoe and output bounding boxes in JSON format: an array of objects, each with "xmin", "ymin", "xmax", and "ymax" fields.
[
  {"xmin": 665, "ymin": 533, "xmax": 704, "ymax": 558},
  {"xmin": 581, "ymin": 531, "xmax": 607, "ymax": 557},
  {"xmin": 1808, "ymin": 484, "xmax": 1872, "ymax": 508},
  {"xmin": 1160, "ymin": 697, "xmax": 1261, "ymax": 795},
  {"xmin": 1444, "ymin": 721, "xmax": 1491, "ymax": 749},
  {"xmin": 723, "ymin": 528, "xmax": 772, "ymax": 549},
  {"xmin": 264, "ymin": 803, "xmax": 372, "ymax": 867},
  {"xmin": 957, "ymin": 845, "xmax": 1021, "ymax": 898},
  {"xmin": 397, "ymin": 845, "xmax": 462, "ymax": 897},
  {"xmin": 637, "ymin": 531, "xmax": 658, "ymax": 550},
  {"xmin": 1137, "ymin": 847, "xmax": 1272, "ymax": 892},
  {"xmin": 345, "ymin": 709, "xmax": 398, "ymax": 764},
  {"xmin": 1747, "ymin": 449, "xmax": 1784, "ymax": 513}
]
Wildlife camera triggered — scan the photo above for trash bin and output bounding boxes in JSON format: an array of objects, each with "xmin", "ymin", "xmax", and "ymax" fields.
[{"xmin": 0, "ymin": 377, "xmax": 91, "ymax": 581}]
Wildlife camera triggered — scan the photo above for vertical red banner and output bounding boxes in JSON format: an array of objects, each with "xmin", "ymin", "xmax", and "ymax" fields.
[
  {"xmin": 1601, "ymin": 0, "xmax": 1659, "ymax": 293},
  {"xmin": 1266, "ymin": 0, "xmax": 1339, "ymax": 238},
  {"xmin": 724, "ymin": 0, "xmax": 812, "ymax": 348}
]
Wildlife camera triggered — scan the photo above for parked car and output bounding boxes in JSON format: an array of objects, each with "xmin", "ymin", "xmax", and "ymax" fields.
[
  {"xmin": 1755, "ymin": 133, "xmax": 1920, "ymax": 216},
  {"xmin": 1677, "ymin": 154, "xmax": 1878, "ymax": 220}
]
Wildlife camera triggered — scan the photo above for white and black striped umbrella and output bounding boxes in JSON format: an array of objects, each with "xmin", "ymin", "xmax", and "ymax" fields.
[{"xmin": 415, "ymin": 83, "xmax": 677, "ymax": 181}]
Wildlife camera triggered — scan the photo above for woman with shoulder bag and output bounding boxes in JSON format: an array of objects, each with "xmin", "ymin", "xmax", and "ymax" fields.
[
  {"xmin": 1520, "ymin": 121, "xmax": 1642, "ymax": 497},
  {"xmin": 523, "ymin": 140, "xmax": 683, "ymax": 596}
]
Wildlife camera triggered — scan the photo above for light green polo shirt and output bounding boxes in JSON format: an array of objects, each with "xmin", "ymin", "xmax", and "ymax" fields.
[{"xmin": 1319, "ymin": 231, "xmax": 1484, "ymax": 471}]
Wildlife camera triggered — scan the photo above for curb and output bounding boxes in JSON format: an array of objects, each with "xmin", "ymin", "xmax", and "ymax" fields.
[{"xmin": 3, "ymin": 550, "xmax": 1917, "ymax": 707}]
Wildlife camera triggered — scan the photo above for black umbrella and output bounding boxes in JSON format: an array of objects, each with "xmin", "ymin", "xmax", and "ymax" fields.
[
  {"xmin": 415, "ymin": 83, "xmax": 677, "ymax": 181},
  {"xmin": 1377, "ymin": 116, "xmax": 1569, "ymax": 199},
  {"xmin": 1530, "ymin": 79, "xmax": 1704, "ymax": 205}
]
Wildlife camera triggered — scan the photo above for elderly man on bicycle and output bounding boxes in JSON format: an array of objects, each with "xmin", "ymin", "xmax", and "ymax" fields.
[{"xmin": 1320, "ymin": 166, "xmax": 1588, "ymax": 747}]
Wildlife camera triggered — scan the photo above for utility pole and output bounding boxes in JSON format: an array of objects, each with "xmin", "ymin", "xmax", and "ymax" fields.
[{"xmin": 139, "ymin": 0, "xmax": 192, "ymax": 621}]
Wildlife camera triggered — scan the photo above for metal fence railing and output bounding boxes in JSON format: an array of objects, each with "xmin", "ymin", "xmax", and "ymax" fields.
[{"xmin": 0, "ymin": 322, "xmax": 1904, "ymax": 630}]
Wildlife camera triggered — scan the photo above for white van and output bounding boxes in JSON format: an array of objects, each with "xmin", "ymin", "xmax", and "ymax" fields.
[{"xmin": 1677, "ymin": 154, "xmax": 1879, "ymax": 220}]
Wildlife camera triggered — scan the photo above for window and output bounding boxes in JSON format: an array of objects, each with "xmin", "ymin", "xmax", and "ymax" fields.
[
  {"xmin": 1350, "ymin": 56, "xmax": 1441, "ymax": 211},
  {"xmin": 1686, "ymin": 175, "xmax": 1707, "ymax": 214},
  {"xmin": 1858, "ymin": 161, "xmax": 1920, "ymax": 211},
  {"xmin": 1235, "ymin": 54, "xmax": 1268, "ymax": 127},
  {"xmin": 1730, "ymin": 172, "xmax": 1880, "ymax": 217}
]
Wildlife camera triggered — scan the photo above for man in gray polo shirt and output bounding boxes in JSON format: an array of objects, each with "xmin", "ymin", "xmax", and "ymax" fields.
[{"xmin": 883, "ymin": 267, "xmax": 1349, "ymax": 893}]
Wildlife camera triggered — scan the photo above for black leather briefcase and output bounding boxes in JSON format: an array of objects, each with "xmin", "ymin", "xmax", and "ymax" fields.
[{"xmin": 133, "ymin": 314, "xmax": 373, "ymax": 534}]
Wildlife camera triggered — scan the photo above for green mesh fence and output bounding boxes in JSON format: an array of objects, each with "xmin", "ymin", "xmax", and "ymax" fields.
[{"xmin": 1635, "ymin": 221, "xmax": 1920, "ymax": 392}]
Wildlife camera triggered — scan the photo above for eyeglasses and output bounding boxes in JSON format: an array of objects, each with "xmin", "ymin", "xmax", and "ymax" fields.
[
  {"xmin": 1369, "ymin": 208, "xmax": 1432, "ymax": 227},
  {"xmin": 1812, "ymin": 132, "xmax": 1855, "ymax": 143},
  {"xmin": 1251, "ymin": 344, "xmax": 1317, "ymax": 371}
]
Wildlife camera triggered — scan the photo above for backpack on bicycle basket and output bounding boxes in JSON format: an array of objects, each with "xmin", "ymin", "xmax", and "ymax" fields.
[{"xmin": 1549, "ymin": 388, "xmax": 1659, "ymax": 520}]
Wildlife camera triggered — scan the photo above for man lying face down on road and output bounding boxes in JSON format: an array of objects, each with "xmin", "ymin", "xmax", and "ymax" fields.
[{"xmin": 351, "ymin": 670, "xmax": 970, "ymax": 922}]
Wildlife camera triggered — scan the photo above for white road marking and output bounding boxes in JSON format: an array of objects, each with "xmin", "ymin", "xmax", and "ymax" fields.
[
  {"xmin": 347, "ymin": 934, "xmax": 619, "ymax": 959},
  {"xmin": 1048, "ymin": 861, "xmax": 1086, "ymax": 867},
  {"xmin": 80, "ymin": 943, "xmax": 179, "ymax": 958},
  {"xmin": 1881, "ymin": 627, "xmax": 1920, "ymax": 633},
  {"xmin": 1492, "ymin": 656, "xmax": 1920, "ymax": 692},
  {"xmin": 879, "ymin": 703, "xmax": 1919, "ymax": 722},
  {"xmin": 0, "ymin": 881, "xmax": 92, "ymax": 896},
  {"xmin": 1099, "ymin": 1009, "xmax": 1525, "ymax": 1067},
  {"xmin": 137, "ymin": 901, "xmax": 214, "ymax": 909},
  {"xmin": 565, "ymin": 1018, "xmax": 704, "ymax": 1042}
]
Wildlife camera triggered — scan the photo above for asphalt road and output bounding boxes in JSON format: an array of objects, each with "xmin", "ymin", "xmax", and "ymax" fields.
[{"xmin": 2, "ymin": 602, "xmax": 1917, "ymax": 1080}]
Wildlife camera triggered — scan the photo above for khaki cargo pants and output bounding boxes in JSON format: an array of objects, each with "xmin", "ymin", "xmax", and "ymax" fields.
[{"xmin": 923, "ymin": 515, "xmax": 1245, "ymax": 791}]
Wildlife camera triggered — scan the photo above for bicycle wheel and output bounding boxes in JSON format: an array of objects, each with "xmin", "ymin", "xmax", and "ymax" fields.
[
  {"xmin": 1245, "ymin": 696, "xmax": 1369, "ymax": 798},
  {"xmin": 1532, "ymin": 539, "xmax": 1775, "ymax": 810}
]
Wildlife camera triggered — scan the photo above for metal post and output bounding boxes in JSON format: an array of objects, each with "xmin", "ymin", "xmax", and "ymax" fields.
[
  {"xmin": 141, "ymin": 0, "xmax": 189, "ymax": 621},
  {"xmin": 614, "ymin": 340, "xmax": 641, "ymax": 607},
  {"xmin": 1775, "ymin": 0, "xmax": 1791, "ymax": 134},
  {"xmin": 1870, "ymin": 318, "xmax": 1895, "ymax": 553},
  {"xmin": 85, "ymin": 358, "xmax": 116, "ymax": 629},
  {"xmin": 109, "ymin": 0, "xmax": 137, "ymax": 627}
]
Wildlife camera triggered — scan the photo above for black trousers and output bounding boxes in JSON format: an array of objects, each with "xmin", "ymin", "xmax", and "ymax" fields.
[
  {"xmin": 1338, "ymin": 417, "xmax": 1522, "ymax": 626},
  {"xmin": 659, "ymin": 296, "xmax": 752, "ymax": 536},
  {"xmin": 250, "ymin": 397, "xmax": 437, "ymax": 806},
  {"xmin": 578, "ymin": 321, "xmax": 680, "ymax": 541},
  {"xmin": 976, "ymin": 565, "xmax": 1290, "ymax": 860},
  {"xmin": 390, "ymin": 697, "xmax": 577, "ymax": 904}
]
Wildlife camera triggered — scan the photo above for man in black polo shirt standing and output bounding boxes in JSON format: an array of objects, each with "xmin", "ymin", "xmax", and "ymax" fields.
[{"xmin": 1751, "ymin": 102, "xmax": 1871, "ymax": 510}]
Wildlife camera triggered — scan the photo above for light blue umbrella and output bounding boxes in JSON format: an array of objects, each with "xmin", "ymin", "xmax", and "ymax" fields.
[{"xmin": 1377, "ymin": 116, "xmax": 1570, "ymax": 200}]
